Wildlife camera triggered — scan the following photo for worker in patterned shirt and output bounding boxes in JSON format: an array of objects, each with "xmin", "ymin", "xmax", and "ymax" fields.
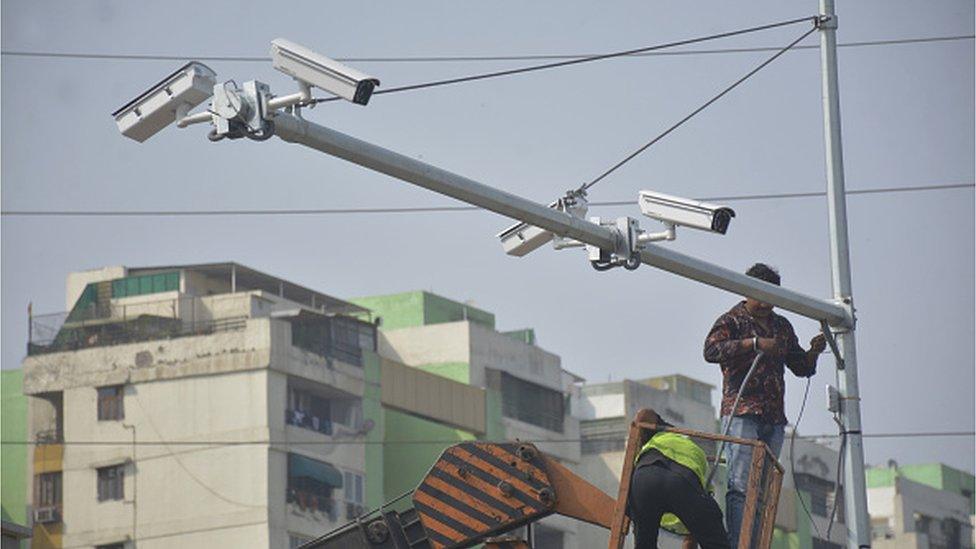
[{"xmin": 703, "ymin": 263, "xmax": 826, "ymax": 548}]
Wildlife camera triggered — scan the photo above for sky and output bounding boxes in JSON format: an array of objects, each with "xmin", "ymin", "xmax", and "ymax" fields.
[{"xmin": 2, "ymin": 1, "xmax": 973, "ymax": 473}]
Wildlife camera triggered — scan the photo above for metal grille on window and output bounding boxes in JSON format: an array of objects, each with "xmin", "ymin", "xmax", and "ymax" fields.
[
  {"xmin": 499, "ymin": 371, "xmax": 565, "ymax": 432},
  {"xmin": 97, "ymin": 385, "xmax": 124, "ymax": 421},
  {"xmin": 97, "ymin": 464, "xmax": 125, "ymax": 501},
  {"xmin": 36, "ymin": 472, "xmax": 62, "ymax": 507}
]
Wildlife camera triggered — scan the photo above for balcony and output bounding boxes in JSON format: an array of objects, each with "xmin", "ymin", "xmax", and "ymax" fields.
[
  {"xmin": 286, "ymin": 489, "xmax": 338, "ymax": 522},
  {"xmin": 28, "ymin": 295, "xmax": 248, "ymax": 356},
  {"xmin": 285, "ymin": 408, "xmax": 333, "ymax": 436},
  {"xmin": 289, "ymin": 313, "xmax": 376, "ymax": 367}
]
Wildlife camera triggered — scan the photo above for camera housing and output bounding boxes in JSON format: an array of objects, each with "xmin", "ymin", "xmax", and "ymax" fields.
[
  {"xmin": 270, "ymin": 38, "xmax": 380, "ymax": 105},
  {"xmin": 112, "ymin": 62, "xmax": 217, "ymax": 142},
  {"xmin": 638, "ymin": 190, "xmax": 735, "ymax": 234}
]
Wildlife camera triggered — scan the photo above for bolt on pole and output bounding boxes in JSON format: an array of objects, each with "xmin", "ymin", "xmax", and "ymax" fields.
[{"xmin": 818, "ymin": 1, "xmax": 871, "ymax": 547}]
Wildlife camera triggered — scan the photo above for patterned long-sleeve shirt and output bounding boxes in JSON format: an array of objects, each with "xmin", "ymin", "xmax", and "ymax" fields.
[{"xmin": 703, "ymin": 301, "xmax": 814, "ymax": 424}]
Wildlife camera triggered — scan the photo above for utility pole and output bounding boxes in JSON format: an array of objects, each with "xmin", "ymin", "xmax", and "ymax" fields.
[{"xmin": 818, "ymin": 1, "xmax": 871, "ymax": 547}]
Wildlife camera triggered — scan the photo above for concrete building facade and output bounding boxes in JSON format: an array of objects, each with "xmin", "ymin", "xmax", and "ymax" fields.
[
  {"xmin": 774, "ymin": 434, "xmax": 849, "ymax": 549},
  {"xmin": 22, "ymin": 263, "xmax": 379, "ymax": 549},
  {"xmin": 867, "ymin": 463, "xmax": 974, "ymax": 549},
  {"xmin": 352, "ymin": 291, "xmax": 583, "ymax": 549}
]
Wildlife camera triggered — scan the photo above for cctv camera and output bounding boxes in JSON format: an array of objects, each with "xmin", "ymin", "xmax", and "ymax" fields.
[
  {"xmin": 638, "ymin": 190, "xmax": 735, "ymax": 234},
  {"xmin": 112, "ymin": 62, "xmax": 217, "ymax": 142},
  {"xmin": 270, "ymin": 38, "xmax": 380, "ymax": 105}
]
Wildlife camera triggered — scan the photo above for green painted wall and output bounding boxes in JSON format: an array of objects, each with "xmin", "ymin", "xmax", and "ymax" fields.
[
  {"xmin": 868, "ymin": 463, "xmax": 976, "ymax": 513},
  {"xmin": 423, "ymin": 293, "xmax": 494, "ymax": 329},
  {"xmin": 381, "ymin": 408, "xmax": 477, "ymax": 499},
  {"xmin": 352, "ymin": 292, "xmax": 426, "ymax": 331},
  {"xmin": 363, "ymin": 353, "xmax": 385, "ymax": 510},
  {"xmin": 351, "ymin": 291, "xmax": 495, "ymax": 330},
  {"xmin": 769, "ymin": 489, "xmax": 822, "ymax": 549},
  {"xmin": 1, "ymin": 370, "xmax": 28, "ymax": 525}
]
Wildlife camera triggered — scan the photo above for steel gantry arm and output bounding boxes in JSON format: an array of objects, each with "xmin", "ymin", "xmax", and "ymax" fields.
[{"xmin": 272, "ymin": 112, "xmax": 851, "ymax": 328}]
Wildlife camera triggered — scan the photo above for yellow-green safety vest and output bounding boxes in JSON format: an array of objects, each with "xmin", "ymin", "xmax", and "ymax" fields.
[{"xmin": 635, "ymin": 432, "xmax": 709, "ymax": 535}]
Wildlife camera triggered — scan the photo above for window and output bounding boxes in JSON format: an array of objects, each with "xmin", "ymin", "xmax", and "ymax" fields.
[
  {"xmin": 288, "ymin": 534, "xmax": 312, "ymax": 549},
  {"xmin": 286, "ymin": 385, "xmax": 362, "ymax": 435},
  {"xmin": 36, "ymin": 472, "xmax": 62, "ymax": 507},
  {"xmin": 111, "ymin": 271, "xmax": 179, "ymax": 298},
  {"xmin": 97, "ymin": 385, "xmax": 125, "ymax": 421},
  {"xmin": 97, "ymin": 464, "xmax": 125, "ymax": 501},
  {"xmin": 287, "ymin": 453, "xmax": 343, "ymax": 521},
  {"xmin": 582, "ymin": 437, "xmax": 626, "ymax": 455},
  {"xmin": 290, "ymin": 315, "xmax": 376, "ymax": 366},
  {"xmin": 811, "ymin": 539, "xmax": 842, "ymax": 549},
  {"xmin": 96, "ymin": 543, "xmax": 126, "ymax": 549},
  {"xmin": 499, "ymin": 372, "xmax": 564, "ymax": 432},
  {"xmin": 533, "ymin": 525, "xmax": 565, "ymax": 549},
  {"xmin": 795, "ymin": 473, "xmax": 834, "ymax": 517},
  {"xmin": 343, "ymin": 471, "xmax": 365, "ymax": 519}
]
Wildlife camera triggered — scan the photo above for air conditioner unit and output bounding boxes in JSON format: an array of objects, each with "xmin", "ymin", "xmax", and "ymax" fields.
[{"xmin": 34, "ymin": 506, "xmax": 61, "ymax": 524}]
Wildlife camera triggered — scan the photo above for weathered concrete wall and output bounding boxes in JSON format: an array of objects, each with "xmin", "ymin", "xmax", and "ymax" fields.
[
  {"xmin": 23, "ymin": 319, "xmax": 272, "ymax": 395},
  {"xmin": 57, "ymin": 368, "xmax": 271, "ymax": 548},
  {"xmin": 468, "ymin": 322, "xmax": 562, "ymax": 391},
  {"xmin": 376, "ymin": 322, "xmax": 470, "ymax": 367}
]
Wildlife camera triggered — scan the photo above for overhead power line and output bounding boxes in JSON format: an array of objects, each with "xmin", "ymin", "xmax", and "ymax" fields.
[
  {"xmin": 580, "ymin": 25, "xmax": 816, "ymax": 191},
  {"xmin": 0, "ymin": 431, "xmax": 972, "ymax": 446},
  {"xmin": 312, "ymin": 16, "xmax": 817, "ymax": 104},
  {"xmin": 1, "ymin": 35, "xmax": 970, "ymax": 63},
  {"xmin": 2, "ymin": 183, "xmax": 970, "ymax": 218}
]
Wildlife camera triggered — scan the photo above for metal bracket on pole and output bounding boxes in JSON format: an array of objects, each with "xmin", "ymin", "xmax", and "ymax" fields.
[
  {"xmin": 815, "ymin": 14, "xmax": 838, "ymax": 29},
  {"xmin": 819, "ymin": 320, "xmax": 846, "ymax": 370}
]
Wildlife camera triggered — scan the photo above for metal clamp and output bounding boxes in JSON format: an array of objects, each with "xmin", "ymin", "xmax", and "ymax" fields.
[{"xmin": 815, "ymin": 14, "xmax": 838, "ymax": 30}]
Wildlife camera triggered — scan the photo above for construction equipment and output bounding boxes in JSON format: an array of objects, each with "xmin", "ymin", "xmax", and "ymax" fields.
[{"xmin": 300, "ymin": 408, "xmax": 783, "ymax": 549}]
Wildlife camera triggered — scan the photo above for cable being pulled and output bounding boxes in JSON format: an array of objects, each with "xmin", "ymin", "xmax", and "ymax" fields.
[{"xmin": 705, "ymin": 350, "xmax": 764, "ymax": 487}]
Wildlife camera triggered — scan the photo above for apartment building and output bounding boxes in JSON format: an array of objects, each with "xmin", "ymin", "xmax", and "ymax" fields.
[
  {"xmin": 352, "ymin": 291, "xmax": 583, "ymax": 549},
  {"xmin": 776, "ymin": 434, "xmax": 849, "ymax": 549},
  {"xmin": 22, "ymin": 263, "xmax": 379, "ymax": 549},
  {"xmin": 867, "ymin": 462, "xmax": 974, "ymax": 549}
]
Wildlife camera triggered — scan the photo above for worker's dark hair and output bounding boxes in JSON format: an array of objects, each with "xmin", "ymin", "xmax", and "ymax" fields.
[{"xmin": 746, "ymin": 263, "xmax": 781, "ymax": 286}]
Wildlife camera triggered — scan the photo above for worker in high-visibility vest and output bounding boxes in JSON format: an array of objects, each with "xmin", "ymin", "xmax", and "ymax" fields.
[{"xmin": 628, "ymin": 431, "xmax": 730, "ymax": 549}]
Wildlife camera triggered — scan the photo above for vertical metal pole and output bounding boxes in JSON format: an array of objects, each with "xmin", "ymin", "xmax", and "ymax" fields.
[{"xmin": 818, "ymin": 1, "xmax": 871, "ymax": 547}]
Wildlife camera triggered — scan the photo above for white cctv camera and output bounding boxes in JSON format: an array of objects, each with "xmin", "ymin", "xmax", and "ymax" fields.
[
  {"xmin": 112, "ymin": 62, "xmax": 217, "ymax": 142},
  {"xmin": 270, "ymin": 38, "xmax": 380, "ymax": 105},
  {"xmin": 638, "ymin": 190, "xmax": 735, "ymax": 235}
]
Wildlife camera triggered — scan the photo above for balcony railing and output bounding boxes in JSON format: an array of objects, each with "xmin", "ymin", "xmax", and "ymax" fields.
[
  {"xmin": 35, "ymin": 429, "xmax": 63, "ymax": 444},
  {"xmin": 285, "ymin": 409, "xmax": 333, "ymax": 436},
  {"xmin": 286, "ymin": 488, "xmax": 338, "ymax": 522},
  {"xmin": 28, "ymin": 295, "xmax": 248, "ymax": 356}
]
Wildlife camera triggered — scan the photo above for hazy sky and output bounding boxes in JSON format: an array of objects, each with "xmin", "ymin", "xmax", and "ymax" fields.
[{"xmin": 2, "ymin": 1, "xmax": 973, "ymax": 472}]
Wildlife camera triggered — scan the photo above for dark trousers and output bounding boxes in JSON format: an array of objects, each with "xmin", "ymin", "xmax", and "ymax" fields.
[{"xmin": 629, "ymin": 460, "xmax": 731, "ymax": 549}]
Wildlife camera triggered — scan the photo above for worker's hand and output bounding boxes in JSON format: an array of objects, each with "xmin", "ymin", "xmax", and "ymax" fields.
[
  {"xmin": 756, "ymin": 337, "xmax": 779, "ymax": 353},
  {"xmin": 809, "ymin": 333, "xmax": 827, "ymax": 354}
]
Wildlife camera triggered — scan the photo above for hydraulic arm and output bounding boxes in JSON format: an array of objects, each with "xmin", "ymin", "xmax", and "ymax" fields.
[{"xmin": 300, "ymin": 409, "xmax": 783, "ymax": 549}]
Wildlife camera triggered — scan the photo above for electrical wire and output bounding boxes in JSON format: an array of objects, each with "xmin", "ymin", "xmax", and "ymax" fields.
[
  {"xmin": 579, "ymin": 24, "xmax": 817, "ymax": 192},
  {"xmin": 308, "ymin": 16, "xmax": 818, "ymax": 104},
  {"xmin": 0, "ymin": 431, "xmax": 971, "ymax": 446},
  {"xmin": 826, "ymin": 431, "xmax": 847, "ymax": 540},
  {"xmin": 296, "ymin": 489, "xmax": 414, "ymax": 549},
  {"xmin": 790, "ymin": 377, "xmax": 825, "ymax": 539},
  {"xmin": 1, "ymin": 35, "xmax": 970, "ymax": 63},
  {"xmin": 2, "ymin": 182, "xmax": 970, "ymax": 217}
]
